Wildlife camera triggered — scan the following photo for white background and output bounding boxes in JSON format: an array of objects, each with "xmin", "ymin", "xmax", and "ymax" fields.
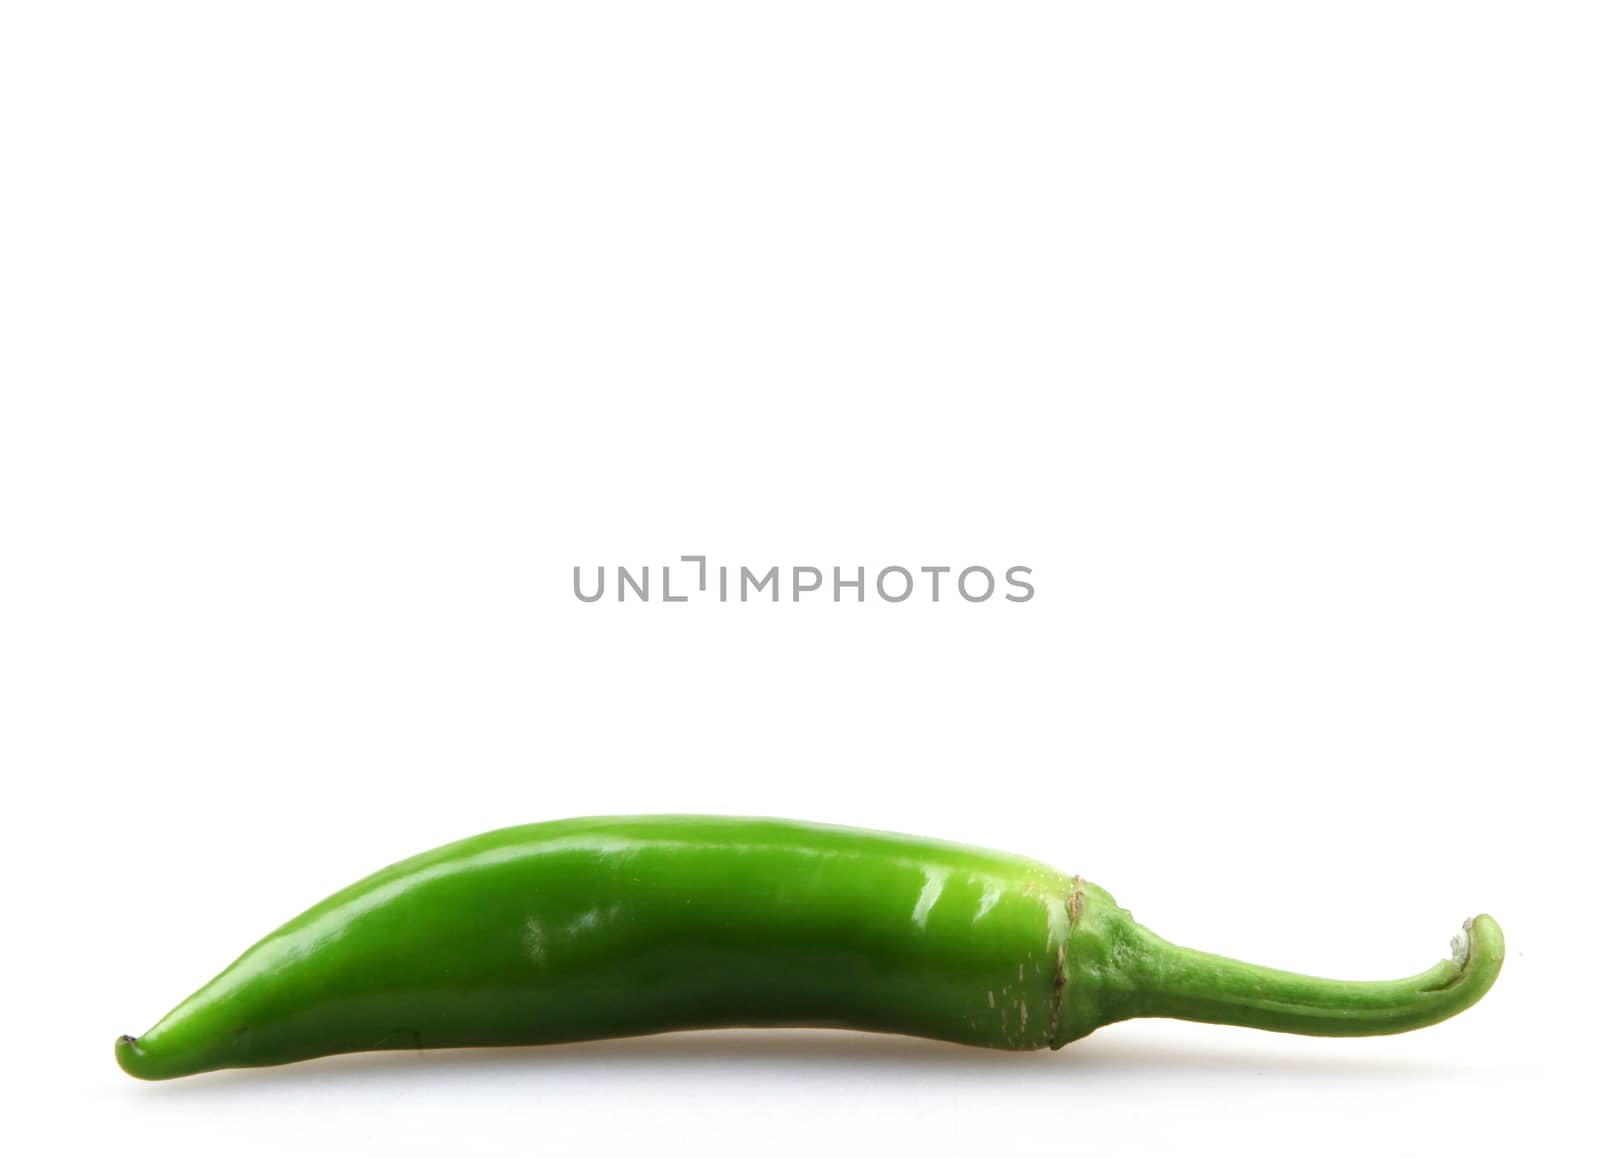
[{"xmin": 2, "ymin": 2, "xmax": 1596, "ymax": 1155}]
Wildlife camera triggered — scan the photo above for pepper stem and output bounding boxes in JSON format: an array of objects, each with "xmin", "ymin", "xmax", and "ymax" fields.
[{"xmin": 1119, "ymin": 913, "xmax": 1504, "ymax": 1037}]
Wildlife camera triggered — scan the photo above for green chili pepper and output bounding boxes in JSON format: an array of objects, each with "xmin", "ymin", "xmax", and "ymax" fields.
[{"xmin": 115, "ymin": 816, "xmax": 1503, "ymax": 1080}]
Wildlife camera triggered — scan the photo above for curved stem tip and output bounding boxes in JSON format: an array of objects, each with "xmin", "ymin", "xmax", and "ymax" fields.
[{"xmin": 1124, "ymin": 913, "xmax": 1504, "ymax": 1037}]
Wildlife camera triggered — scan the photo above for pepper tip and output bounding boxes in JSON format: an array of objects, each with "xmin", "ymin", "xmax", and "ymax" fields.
[{"xmin": 115, "ymin": 1034, "xmax": 155, "ymax": 1080}]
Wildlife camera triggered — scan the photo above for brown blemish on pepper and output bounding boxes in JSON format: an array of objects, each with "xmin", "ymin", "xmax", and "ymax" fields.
[
  {"xmin": 1048, "ymin": 906, "xmax": 1070, "ymax": 1043},
  {"xmin": 1067, "ymin": 875, "xmax": 1085, "ymax": 923}
]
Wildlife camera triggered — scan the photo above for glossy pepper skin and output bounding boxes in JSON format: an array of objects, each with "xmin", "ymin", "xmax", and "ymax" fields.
[{"xmin": 116, "ymin": 816, "xmax": 1504, "ymax": 1079}]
